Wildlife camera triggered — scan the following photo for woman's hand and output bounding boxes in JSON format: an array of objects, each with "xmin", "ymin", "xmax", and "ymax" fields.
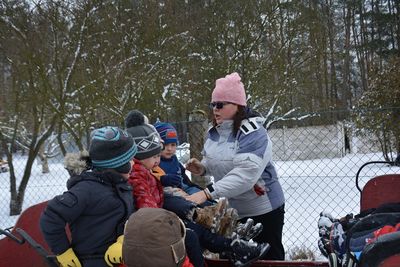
[
  {"xmin": 185, "ymin": 158, "xmax": 205, "ymax": 176},
  {"xmin": 185, "ymin": 190, "xmax": 207, "ymax": 205}
]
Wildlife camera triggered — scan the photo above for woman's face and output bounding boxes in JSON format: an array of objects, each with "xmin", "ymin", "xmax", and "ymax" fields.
[{"xmin": 211, "ymin": 102, "xmax": 238, "ymax": 125}]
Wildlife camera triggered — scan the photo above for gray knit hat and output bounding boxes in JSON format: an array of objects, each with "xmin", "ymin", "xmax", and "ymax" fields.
[
  {"xmin": 123, "ymin": 208, "xmax": 186, "ymax": 267},
  {"xmin": 125, "ymin": 111, "xmax": 162, "ymax": 160}
]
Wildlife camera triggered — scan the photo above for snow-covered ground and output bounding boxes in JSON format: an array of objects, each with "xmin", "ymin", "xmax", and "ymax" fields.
[{"xmin": 1, "ymin": 152, "xmax": 399, "ymax": 259}]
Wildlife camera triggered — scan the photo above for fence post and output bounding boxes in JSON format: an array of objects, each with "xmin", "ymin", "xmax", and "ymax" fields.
[
  {"xmin": 281, "ymin": 126, "xmax": 285, "ymax": 160},
  {"xmin": 188, "ymin": 110, "xmax": 210, "ymax": 188},
  {"xmin": 337, "ymin": 121, "xmax": 345, "ymax": 157}
]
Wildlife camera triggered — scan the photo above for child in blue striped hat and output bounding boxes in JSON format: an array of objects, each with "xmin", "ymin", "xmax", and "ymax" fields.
[{"xmin": 40, "ymin": 126, "xmax": 136, "ymax": 267}]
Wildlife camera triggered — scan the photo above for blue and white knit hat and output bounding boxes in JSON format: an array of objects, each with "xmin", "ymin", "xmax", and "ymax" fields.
[
  {"xmin": 154, "ymin": 122, "xmax": 179, "ymax": 145},
  {"xmin": 89, "ymin": 126, "xmax": 137, "ymax": 173}
]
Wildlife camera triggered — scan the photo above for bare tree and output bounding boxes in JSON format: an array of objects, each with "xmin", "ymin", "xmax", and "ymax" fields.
[{"xmin": 0, "ymin": 0, "xmax": 102, "ymax": 214}]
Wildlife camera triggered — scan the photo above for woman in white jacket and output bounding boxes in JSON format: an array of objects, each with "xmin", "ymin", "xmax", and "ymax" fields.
[{"xmin": 186, "ymin": 72, "xmax": 285, "ymax": 260}]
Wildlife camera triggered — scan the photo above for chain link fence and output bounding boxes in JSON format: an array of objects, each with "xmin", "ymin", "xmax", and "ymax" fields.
[
  {"xmin": 175, "ymin": 108, "xmax": 400, "ymax": 258},
  {"xmin": 1, "ymin": 108, "xmax": 399, "ymax": 259}
]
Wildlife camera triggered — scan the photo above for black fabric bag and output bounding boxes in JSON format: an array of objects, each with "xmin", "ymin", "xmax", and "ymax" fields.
[
  {"xmin": 318, "ymin": 202, "xmax": 400, "ymax": 267},
  {"xmin": 344, "ymin": 212, "xmax": 400, "ymax": 266}
]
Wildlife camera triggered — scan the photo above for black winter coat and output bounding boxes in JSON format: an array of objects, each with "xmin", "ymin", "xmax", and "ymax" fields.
[{"xmin": 40, "ymin": 170, "xmax": 134, "ymax": 267}]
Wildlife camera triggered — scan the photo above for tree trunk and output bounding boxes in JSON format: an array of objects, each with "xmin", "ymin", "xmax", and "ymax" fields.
[
  {"xmin": 57, "ymin": 122, "xmax": 67, "ymax": 156},
  {"xmin": 6, "ymin": 145, "xmax": 22, "ymax": 216},
  {"xmin": 6, "ymin": 152, "xmax": 22, "ymax": 216},
  {"xmin": 395, "ymin": 0, "xmax": 400, "ymax": 57},
  {"xmin": 42, "ymin": 157, "xmax": 50, "ymax": 173},
  {"xmin": 38, "ymin": 143, "xmax": 50, "ymax": 173},
  {"xmin": 9, "ymin": 192, "xmax": 23, "ymax": 216},
  {"xmin": 357, "ymin": 2, "xmax": 369, "ymax": 93},
  {"xmin": 343, "ymin": 3, "xmax": 352, "ymax": 108}
]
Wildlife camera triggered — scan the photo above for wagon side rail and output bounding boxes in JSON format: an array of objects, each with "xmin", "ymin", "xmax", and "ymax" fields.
[{"xmin": 355, "ymin": 161, "xmax": 397, "ymax": 193}]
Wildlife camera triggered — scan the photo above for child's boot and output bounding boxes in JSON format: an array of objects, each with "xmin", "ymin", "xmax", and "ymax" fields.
[
  {"xmin": 194, "ymin": 198, "xmax": 228, "ymax": 229},
  {"xmin": 230, "ymin": 239, "xmax": 270, "ymax": 267},
  {"xmin": 235, "ymin": 218, "xmax": 263, "ymax": 241}
]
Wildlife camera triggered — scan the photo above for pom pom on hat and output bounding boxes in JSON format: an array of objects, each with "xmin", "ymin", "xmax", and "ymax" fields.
[
  {"xmin": 125, "ymin": 110, "xmax": 146, "ymax": 128},
  {"xmin": 211, "ymin": 72, "xmax": 247, "ymax": 106}
]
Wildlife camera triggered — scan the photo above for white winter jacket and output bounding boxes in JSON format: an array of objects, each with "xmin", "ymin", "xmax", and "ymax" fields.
[{"xmin": 202, "ymin": 117, "xmax": 285, "ymax": 218}]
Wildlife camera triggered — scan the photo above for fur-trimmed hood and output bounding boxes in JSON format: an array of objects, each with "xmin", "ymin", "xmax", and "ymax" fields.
[{"xmin": 64, "ymin": 150, "xmax": 91, "ymax": 176}]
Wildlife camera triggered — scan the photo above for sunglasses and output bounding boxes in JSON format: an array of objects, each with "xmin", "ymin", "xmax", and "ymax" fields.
[{"xmin": 209, "ymin": 101, "xmax": 231, "ymax": 109}]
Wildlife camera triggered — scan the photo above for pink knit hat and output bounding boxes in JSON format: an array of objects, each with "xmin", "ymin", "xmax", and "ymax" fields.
[{"xmin": 211, "ymin": 72, "xmax": 247, "ymax": 106}]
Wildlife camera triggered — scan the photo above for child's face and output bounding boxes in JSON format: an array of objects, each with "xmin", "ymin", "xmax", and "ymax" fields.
[
  {"xmin": 141, "ymin": 154, "xmax": 161, "ymax": 170},
  {"xmin": 161, "ymin": 143, "xmax": 177, "ymax": 159}
]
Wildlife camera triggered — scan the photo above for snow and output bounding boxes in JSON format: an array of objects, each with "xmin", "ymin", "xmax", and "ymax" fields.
[
  {"xmin": 163, "ymin": 84, "xmax": 172, "ymax": 100},
  {"xmin": 1, "ymin": 152, "xmax": 399, "ymax": 259}
]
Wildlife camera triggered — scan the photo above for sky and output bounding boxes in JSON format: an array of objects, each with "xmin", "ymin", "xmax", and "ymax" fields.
[{"xmin": 0, "ymin": 151, "xmax": 399, "ymax": 260}]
